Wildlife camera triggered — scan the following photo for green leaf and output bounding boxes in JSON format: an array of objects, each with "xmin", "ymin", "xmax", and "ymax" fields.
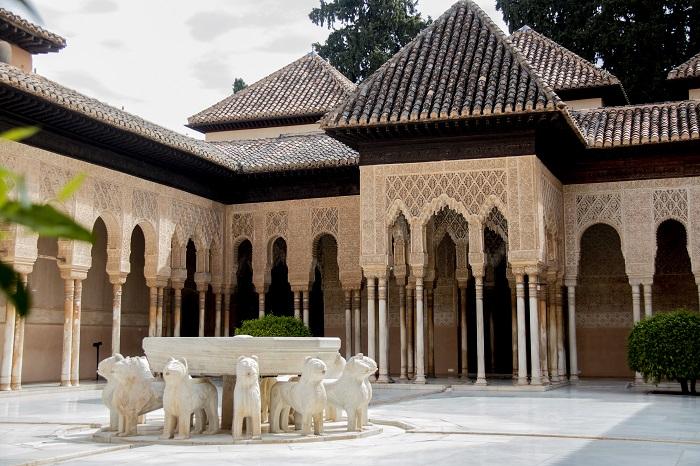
[
  {"xmin": 0, "ymin": 260, "xmax": 30, "ymax": 317},
  {"xmin": 0, "ymin": 126, "xmax": 40, "ymax": 142},
  {"xmin": 56, "ymin": 173, "xmax": 86, "ymax": 202},
  {"xmin": 0, "ymin": 201, "xmax": 94, "ymax": 243}
]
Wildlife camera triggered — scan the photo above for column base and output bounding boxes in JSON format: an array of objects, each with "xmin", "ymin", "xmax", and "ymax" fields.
[
  {"xmin": 10, "ymin": 383, "xmax": 20, "ymax": 390},
  {"xmin": 413, "ymin": 375, "xmax": 426, "ymax": 384},
  {"xmin": 569, "ymin": 375, "xmax": 579, "ymax": 383},
  {"xmin": 60, "ymin": 380, "xmax": 71, "ymax": 387},
  {"xmin": 516, "ymin": 377, "xmax": 528, "ymax": 386},
  {"xmin": 70, "ymin": 381, "xmax": 79, "ymax": 387},
  {"xmin": 399, "ymin": 374, "xmax": 408, "ymax": 381},
  {"xmin": 474, "ymin": 378, "xmax": 488, "ymax": 386},
  {"xmin": 530, "ymin": 377, "xmax": 543, "ymax": 386},
  {"xmin": 0, "ymin": 383, "xmax": 10, "ymax": 391},
  {"xmin": 377, "ymin": 375, "xmax": 390, "ymax": 383}
]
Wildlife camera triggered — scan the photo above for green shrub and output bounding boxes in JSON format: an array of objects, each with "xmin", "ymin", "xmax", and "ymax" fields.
[
  {"xmin": 628, "ymin": 309, "xmax": 700, "ymax": 394},
  {"xmin": 235, "ymin": 315, "xmax": 312, "ymax": 337}
]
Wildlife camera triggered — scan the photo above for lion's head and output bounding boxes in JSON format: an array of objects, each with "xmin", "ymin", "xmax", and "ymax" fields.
[{"xmin": 301, "ymin": 356, "xmax": 327, "ymax": 382}]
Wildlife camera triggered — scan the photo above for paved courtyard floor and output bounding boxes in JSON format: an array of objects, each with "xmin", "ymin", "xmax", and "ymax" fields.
[{"xmin": 1, "ymin": 379, "xmax": 698, "ymax": 465}]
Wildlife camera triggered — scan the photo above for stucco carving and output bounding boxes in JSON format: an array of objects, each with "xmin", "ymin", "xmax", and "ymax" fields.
[
  {"xmin": 266, "ymin": 210, "xmax": 288, "ymax": 239},
  {"xmin": 232, "ymin": 212, "xmax": 254, "ymax": 240},
  {"xmin": 653, "ymin": 189, "xmax": 688, "ymax": 225},
  {"xmin": 92, "ymin": 179, "xmax": 122, "ymax": 214},
  {"xmin": 133, "ymin": 189, "xmax": 158, "ymax": 223},
  {"xmin": 312, "ymin": 207, "xmax": 339, "ymax": 237}
]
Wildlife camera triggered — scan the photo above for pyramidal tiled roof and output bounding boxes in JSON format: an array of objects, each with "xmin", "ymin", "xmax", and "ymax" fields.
[
  {"xmin": 510, "ymin": 26, "xmax": 622, "ymax": 92},
  {"xmin": 0, "ymin": 8, "xmax": 66, "ymax": 53},
  {"xmin": 322, "ymin": 0, "xmax": 562, "ymax": 130},
  {"xmin": 571, "ymin": 101, "xmax": 700, "ymax": 148},
  {"xmin": 668, "ymin": 51, "xmax": 700, "ymax": 81},
  {"xmin": 188, "ymin": 53, "xmax": 356, "ymax": 131}
]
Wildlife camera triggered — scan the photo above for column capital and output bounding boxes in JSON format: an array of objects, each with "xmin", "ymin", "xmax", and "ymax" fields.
[
  {"xmin": 146, "ymin": 277, "xmax": 169, "ymax": 289},
  {"xmin": 194, "ymin": 272, "xmax": 211, "ymax": 286},
  {"xmin": 171, "ymin": 280, "xmax": 185, "ymax": 291},
  {"xmin": 108, "ymin": 273, "xmax": 128, "ymax": 286},
  {"xmin": 59, "ymin": 267, "xmax": 88, "ymax": 281},
  {"xmin": 362, "ymin": 265, "xmax": 388, "ymax": 279}
]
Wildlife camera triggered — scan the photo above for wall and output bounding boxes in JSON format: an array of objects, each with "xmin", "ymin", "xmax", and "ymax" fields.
[
  {"xmin": 204, "ymin": 123, "xmax": 322, "ymax": 141},
  {"xmin": 566, "ymin": 97, "xmax": 603, "ymax": 110},
  {"xmin": 690, "ymin": 88, "xmax": 700, "ymax": 101}
]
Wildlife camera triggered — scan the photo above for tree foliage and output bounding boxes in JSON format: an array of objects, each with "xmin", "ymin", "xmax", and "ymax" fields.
[
  {"xmin": 496, "ymin": 0, "xmax": 700, "ymax": 104},
  {"xmin": 235, "ymin": 315, "xmax": 312, "ymax": 337},
  {"xmin": 628, "ymin": 310, "xmax": 700, "ymax": 394},
  {"xmin": 310, "ymin": 0, "xmax": 431, "ymax": 83},
  {"xmin": 232, "ymin": 78, "xmax": 248, "ymax": 94},
  {"xmin": 0, "ymin": 127, "xmax": 93, "ymax": 317}
]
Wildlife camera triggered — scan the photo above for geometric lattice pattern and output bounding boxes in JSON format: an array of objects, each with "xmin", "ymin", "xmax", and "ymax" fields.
[
  {"xmin": 576, "ymin": 193, "xmax": 622, "ymax": 228},
  {"xmin": 386, "ymin": 171, "xmax": 507, "ymax": 218},
  {"xmin": 484, "ymin": 207, "xmax": 508, "ymax": 240},
  {"xmin": 266, "ymin": 210, "xmax": 288, "ymax": 238},
  {"xmin": 232, "ymin": 212, "xmax": 254, "ymax": 239},
  {"xmin": 132, "ymin": 189, "xmax": 157, "ymax": 222},
  {"xmin": 171, "ymin": 202, "xmax": 222, "ymax": 247},
  {"xmin": 653, "ymin": 189, "xmax": 688, "ymax": 224},
  {"xmin": 311, "ymin": 207, "xmax": 338, "ymax": 236},
  {"xmin": 432, "ymin": 207, "xmax": 469, "ymax": 243},
  {"xmin": 92, "ymin": 179, "xmax": 122, "ymax": 214},
  {"xmin": 40, "ymin": 162, "xmax": 73, "ymax": 202}
]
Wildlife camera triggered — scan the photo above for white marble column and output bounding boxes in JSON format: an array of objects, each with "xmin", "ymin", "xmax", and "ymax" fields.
[
  {"xmin": 414, "ymin": 277, "xmax": 426, "ymax": 384},
  {"xmin": 156, "ymin": 287, "xmax": 164, "ymax": 337},
  {"xmin": 112, "ymin": 280, "xmax": 122, "ymax": 356},
  {"xmin": 9, "ymin": 274, "xmax": 28, "ymax": 390},
  {"xmin": 198, "ymin": 285, "xmax": 207, "ymax": 337},
  {"xmin": 147, "ymin": 287, "xmax": 157, "ymax": 337},
  {"xmin": 302, "ymin": 289, "xmax": 310, "ymax": 327},
  {"xmin": 547, "ymin": 277, "xmax": 559, "ymax": 383},
  {"xmin": 556, "ymin": 280, "xmax": 566, "ymax": 381},
  {"xmin": 377, "ymin": 276, "xmax": 389, "ymax": 383},
  {"xmin": 0, "ymin": 297, "xmax": 16, "ymax": 390},
  {"xmin": 223, "ymin": 287, "xmax": 232, "ymax": 337},
  {"xmin": 566, "ymin": 282, "xmax": 579, "ymax": 382},
  {"xmin": 367, "ymin": 277, "xmax": 376, "ymax": 363},
  {"xmin": 426, "ymin": 286, "xmax": 434, "ymax": 378},
  {"xmin": 344, "ymin": 290, "xmax": 352, "ymax": 359},
  {"xmin": 214, "ymin": 290, "xmax": 222, "ymax": 337},
  {"xmin": 171, "ymin": 283, "xmax": 183, "ymax": 337},
  {"xmin": 69, "ymin": 279, "xmax": 82, "ymax": 387},
  {"xmin": 353, "ymin": 289, "xmax": 361, "ymax": 355},
  {"xmin": 516, "ymin": 274, "xmax": 528, "ymax": 385},
  {"xmin": 294, "ymin": 290, "xmax": 301, "ymax": 320},
  {"xmin": 61, "ymin": 278, "xmax": 74, "ymax": 387},
  {"xmin": 399, "ymin": 283, "xmax": 407, "ymax": 380},
  {"xmin": 528, "ymin": 274, "xmax": 542, "ymax": 385},
  {"xmin": 459, "ymin": 284, "xmax": 468, "ymax": 379},
  {"xmin": 406, "ymin": 285, "xmax": 414, "ymax": 378},
  {"xmin": 258, "ymin": 292, "xmax": 265, "ymax": 319},
  {"xmin": 474, "ymin": 275, "xmax": 487, "ymax": 385},
  {"xmin": 538, "ymin": 281, "xmax": 549, "ymax": 384},
  {"xmin": 509, "ymin": 279, "xmax": 518, "ymax": 380},
  {"xmin": 631, "ymin": 283, "xmax": 643, "ymax": 383},
  {"xmin": 642, "ymin": 282, "xmax": 653, "ymax": 319}
]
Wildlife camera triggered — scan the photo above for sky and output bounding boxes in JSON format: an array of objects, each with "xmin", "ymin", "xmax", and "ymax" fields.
[{"xmin": 8, "ymin": 0, "xmax": 508, "ymax": 139}]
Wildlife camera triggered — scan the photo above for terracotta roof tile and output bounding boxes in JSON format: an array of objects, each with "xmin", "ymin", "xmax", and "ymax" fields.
[
  {"xmin": 211, "ymin": 132, "xmax": 357, "ymax": 174},
  {"xmin": 668, "ymin": 51, "xmax": 700, "ymax": 80},
  {"xmin": 0, "ymin": 8, "xmax": 66, "ymax": 53},
  {"xmin": 0, "ymin": 62, "xmax": 235, "ymax": 169},
  {"xmin": 322, "ymin": 0, "xmax": 562, "ymax": 130},
  {"xmin": 571, "ymin": 101, "xmax": 700, "ymax": 148},
  {"xmin": 188, "ymin": 53, "xmax": 355, "ymax": 130},
  {"xmin": 510, "ymin": 26, "xmax": 621, "ymax": 92}
]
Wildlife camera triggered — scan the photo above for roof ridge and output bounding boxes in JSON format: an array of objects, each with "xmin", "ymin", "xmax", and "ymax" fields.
[
  {"xmin": 668, "ymin": 51, "xmax": 700, "ymax": 80},
  {"xmin": 0, "ymin": 7, "xmax": 66, "ymax": 49},
  {"xmin": 572, "ymin": 99, "xmax": 699, "ymax": 113}
]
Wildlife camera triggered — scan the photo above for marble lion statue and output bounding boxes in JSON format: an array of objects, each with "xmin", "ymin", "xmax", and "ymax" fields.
[
  {"xmin": 270, "ymin": 356, "xmax": 327, "ymax": 436},
  {"xmin": 233, "ymin": 355, "xmax": 262, "ymax": 440},
  {"xmin": 161, "ymin": 358, "xmax": 219, "ymax": 440},
  {"xmin": 323, "ymin": 353, "xmax": 346, "ymax": 421},
  {"xmin": 111, "ymin": 356, "xmax": 164, "ymax": 437},
  {"xmin": 356, "ymin": 354, "xmax": 377, "ymax": 426},
  {"xmin": 97, "ymin": 353, "xmax": 125, "ymax": 431},
  {"xmin": 325, "ymin": 353, "xmax": 376, "ymax": 431}
]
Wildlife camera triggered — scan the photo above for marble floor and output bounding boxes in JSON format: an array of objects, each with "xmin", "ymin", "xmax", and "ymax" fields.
[{"xmin": 0, "ymin": 379, "xmax": 698, "ymax": 465}]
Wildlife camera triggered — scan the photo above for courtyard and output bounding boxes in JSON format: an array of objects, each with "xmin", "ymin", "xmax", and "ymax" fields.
[{"xmin": 1, "ymin": 381, "xmax": 698, "ymax": 466}]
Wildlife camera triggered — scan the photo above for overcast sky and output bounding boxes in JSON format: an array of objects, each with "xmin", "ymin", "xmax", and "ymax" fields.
[{"xmin": 18, "ymin": 0, "xmax": 507, "ymax": 138}]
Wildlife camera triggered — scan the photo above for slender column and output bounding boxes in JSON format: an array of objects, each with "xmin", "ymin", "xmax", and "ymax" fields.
[
  {"xmin": 406, "ymin": 285, "xmax": 414, "ymax": 378},
  {"xmin": 567, "ymin": 283, "xmax": 579, "ymax": 382},
  {"xmin": 516, "ymin": 274, "xmax": 528, "ymax": 385},
  {"xmin": 474, "ymin": 275, "xmax": 487, "ymax": 385},
  {"xmin": 547, "ymin": 278, "xmax": 559, "ymax": 383},
  {"xmin": 147, "ymin": 287, "xmax": 157, "ymax": 337},
  {"xmin": 377, "ymin": 277, "xmax": 389, "ymax": 383},
  {"xmin": 223, "ymin": 288, "xmax": 232, "ymax": 337},
  {"xmin": 399, "ymin": 284, "xmax": 407, "ymax": 380},
  {"xmin": 509, "ymin": 281, "xmax": 518, "ymax": 380},
  {"xmin": 198, "ymin": 286, "xmax": 207, "ymax": 337},
  {"xmin": 60, "ymin": 279, "xmax": 75, "ymax": 386},
  {"xmin": 367, "ymin": 277, "xmax": 376, "ymax": 363},
  {"xmin": 258, "ymin": 292, "xmax": 265, "ymax": 319},
  {"xmin": 214, "ymin": 291, "xmax": 222, "ymax": 337},
  {"xmin": 294, "ymin": 291, "xmax": 301, "ymax": 320},
  {"xmin": 302, "ymin": 290, "xmax": 310, "ymax": 327},
  {"xmin": 0, "ymin": 297, "xmax": 16, "ymax": 390},
  {"xmin": 156, "ymin": 287, "xmax": 164, "ymax": 337},
  {"xmin": 631, "ymin": 283, "xmax": 643, "ymax": 383},
  {"xmin": 68, "ymin": 279, "xmax": 83, "ymax": 387},
  {"xmin": 344, "ymin": 290, "xmax": 352, "ymax": 359},
  {"xmin": 555, "ymin": 280, "xmax": 566, "ymax": 380},
  {"xmin": 352, "ymin": 289, "xmax": 361, "ymax": 355},
  {"xmin": 426, "ymin": 285, "xmax": 434, "ymax": 377},
  {"xmin": 459, "ymin": 285, "xmax": 468, "ymax": 378},
  {"xmin": 173, "ymin": 286, "xmax": 183, "ymax": 337},
  {"xmin": 642, "ymin": 283, "xmax": 652, "ymax": 319},
  {"xmin": 9, "ymin": 274, "xmax": 28, "ymax": 390},
  {"xmin": 414, "ymin": 277, "xmax": 426, "ymax": 383},
  {"xmin": 538, "ymin": 281, "xmax": 549, "ymax": 384},
  {"xmin": 528, "ymin": 274, "xmax": 542, "ymax": 385}
]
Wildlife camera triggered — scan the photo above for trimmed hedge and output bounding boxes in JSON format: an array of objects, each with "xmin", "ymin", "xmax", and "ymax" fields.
[
  {"xmin": 628, "ymin": 310, "xmax": 700, "ymax": 394},
  {"xmin": 235, "ymin": 315, "xmax": 312, "ymax": 337}
]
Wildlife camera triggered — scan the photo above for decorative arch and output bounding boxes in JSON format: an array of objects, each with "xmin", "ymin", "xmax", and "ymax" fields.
[
  {"xmin": 418, "ymin": 194, "xmax": 477, "ymax": 228},
  {"xmin": 577, "ymin": 222, "xmax": 628, "ymax": 277},
  {"xmin": 483, "ymin": 206, "xmax": 508, "ymax": 243},
  {"xmin": 386, "ymin": 199, "xmax": 413, "ymax": 227}
]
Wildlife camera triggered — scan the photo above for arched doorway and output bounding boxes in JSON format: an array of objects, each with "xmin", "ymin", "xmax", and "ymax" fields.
[
  {"xmin": 653, "ymin": 219, "xmax": 698, "ymax": 312},
  {"xmin": 433, "ymin": 233, "xmax": 458, "ymax": 376},
  {"xmin": 483, "ymin": 227, "xmax": 511, "ymax": 376},
  {"xmin": 25, "ymin": 237, "xmax": 63, "ymax": 383},
  {"xmin": 80, "ymin": 218, "xmax": 113, "ymax": 380},
  {"xmin": 310, "ymin": 234, "xmax": 340, "ymax": 338},
  {"xmin": 266, "ymin": 238, "xmax": 292, "ymax": 316},
  {"xmin": 121, "ymin": 226, "xmax": 149, "ymax": 356},
  {"xmin": 576, "ymin": 223, "xmax": 632, "ymax": 377},
  {"xmin": 234, "ymin": 239, "xmax": 256, "ymax": 329},
  {"xmin": 181, "ymin": 240, "xmax": 199, "ymax": 337}
]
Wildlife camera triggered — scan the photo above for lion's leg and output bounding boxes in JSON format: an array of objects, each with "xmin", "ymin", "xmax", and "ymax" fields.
[
  {"xmin": 232, "ymin": 412, "xmax": 243, "ymax": 439},
  {"xmin": 175, "ymin": 413, "xmax": 191, "ymax": 440},
  {"xmin": 160, "ymin": 414, "xmax": 176, "ymax": 439},
  {"xmin": 313, "ymin": 413, "xmax": 324, "ymax": 435},
  {"xmin": 108, "ymin": 409, "xmax": 118, "ymax": 431},
  {"xmin": 326, "ymin": 404, "xmax": 337, "ymax": 422},
  {"xmin": 251, "ymin": 410, "xmax": 261, "ymax": 439},
  {"xmin": 205, "ymin": 399, "xmax": 219, "ymax": 434},
  {"xmin": 293, "ymin": 410, "xmax": 302, "ymax": 430},
  {"xmin": 301, "ymin": 414, "xmax": 312, "ymax": 436},
  {"xmin": 270, "ymin": 405, "xmax": 282, "ymax": 433},
  {"xmin": 281, "ymin": 407, "xmax": 292, "ymax": 432},
  {"xmin": 362, "ymin": 403, "xmax": 369, "ymax": 426}
]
